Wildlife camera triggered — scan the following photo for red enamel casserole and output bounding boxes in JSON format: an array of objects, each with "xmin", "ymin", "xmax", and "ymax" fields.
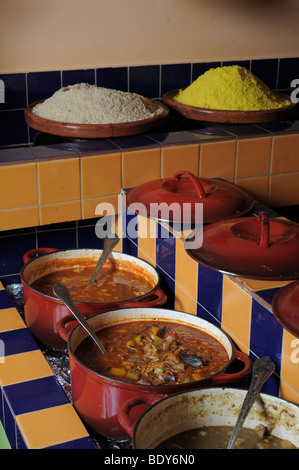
[
  {"xmin": 57, "ymin": 307, "xmax": 252, "ymax": 442},
  {"xmin": 20, "ymin": 248, "xmax": 167, "ymax": 350}
]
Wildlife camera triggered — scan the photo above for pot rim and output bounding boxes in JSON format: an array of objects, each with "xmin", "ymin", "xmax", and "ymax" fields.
[
  {"xmin": 130, "ymin": 385, "xmax": 299, "ymax": 448},
  {"xmin": 20, "ymin": 247, "xmax": 161, "ymax": 306},
  {"xmin": 67, "ymin": 307, "xmax": 237, "ymax": 390}
]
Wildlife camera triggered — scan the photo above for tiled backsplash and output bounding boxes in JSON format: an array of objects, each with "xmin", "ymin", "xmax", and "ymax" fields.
[{"xmin": 0, "ymin": 57, "xmax": 297, "ymax": 147}]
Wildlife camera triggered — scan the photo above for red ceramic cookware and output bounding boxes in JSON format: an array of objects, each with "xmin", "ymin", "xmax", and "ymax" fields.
[
  {"xmin": 20, "ymin": 248, "xmax": 166, "ymax": 350},
  {"xmin": 57, "ymin": 307, "xmax": 252, "ymax": 441},
  {"xmin": 125, "ymin": 171, "xmax": 255, "ymax": 224},
  {"xmin": 185, "ymin": 212, "xmax": 299, "ymax": 280},
  {"xmin": 272, "ymin": 280, "xmax": 299, "ymax": 337}
]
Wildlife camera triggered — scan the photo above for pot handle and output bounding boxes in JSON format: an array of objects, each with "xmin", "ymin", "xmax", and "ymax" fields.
[
  {"xmin": 172, "ymin": 170, "xmax": 207, "ymax": 199},
  {"xmin": 23, "ymin": 247, "xmax": 58, "ymax": 264},
  {"xmin": 210, "ymin": 350, "xmax": 252, "ymax": 385},
  {"xmin": 56, "ymin": 314, "xmax": 79, "ymax": 342},
  {"xmin": 118, "ymin": 394, "xmax": 164, "ymax": 437},
  {"xmin": 122, "ymin": 287, "xmax": 167, "ymax": 308}
]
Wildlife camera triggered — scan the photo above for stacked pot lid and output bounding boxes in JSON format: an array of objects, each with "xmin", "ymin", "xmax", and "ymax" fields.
[
  {"xmin": 125, "ymin": 171, "xmax": 255, "ymax": 224},
  {"xmin": 185, "ymin": 211, "xmax": 299, "ymax": 281}
]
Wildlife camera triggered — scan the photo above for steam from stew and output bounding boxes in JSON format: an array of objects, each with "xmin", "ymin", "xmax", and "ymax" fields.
[
  {"xmin": 31, "ymin": 263, "xmax": 156, "ymax": 303},
  {"xmin": 74, "ymin": 321, "xmax": 229, "ymax": 385}
]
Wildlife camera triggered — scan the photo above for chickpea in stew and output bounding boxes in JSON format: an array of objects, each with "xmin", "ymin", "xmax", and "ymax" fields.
[{"xmin": 74, "ymin": 321, "xmax": 229, "ymax": 385}]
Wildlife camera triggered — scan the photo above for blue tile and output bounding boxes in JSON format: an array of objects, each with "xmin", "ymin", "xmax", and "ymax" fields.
[
  {"xmin": 278, "ymin": 58, "xmax": 299, "ymax": 90},
  {"xmin": 155, "ymin": 232, "xmax": 176, "ymax": 309},
  {"xmin": 45, "ymin": 436, "xmax": 97, "ymax": 449},
  {"xmin": 197, "ymin": 264, "xmax": 223, "ymax": 323},
  {"xmin": 147, "ymin": 130, "xmax": 196, "ymax": 145},
  {"xmin": 223, "ymin": 60, "xmax": 251, "ymax": 70},
  {"xmin": 62, "ymin": 69, "xmax": 95, "ymax": 87},
  {"xmin": 2, "ymin": 395, "xmax": 17, "ymax": 448},
  {"xmin": 0, "ymin": 290, "xmax": 14, "ymax": 309},
  {"xmin": 28, "ymin": 143, "xmax": 79, "ymax": 159},
  {"xmin": 4, "ymin": 376, "xmax": 69, "ymax": 415},
  {"xmin": 69, "ymin": 139, "xmax": 119, "ymax": 154},
  {"xmin": 37, "ymin": 228, "xmax": 77, "ymax": 250},
  {"xmin": 0, "ymin": 328, "xmax": 38, "ymax": 357},
  {"xmin": 251, "ymin": 59, "xmax": 279, "ymax": 90},
  {"xmin": 161, "ymin": 63, "xmax": 191, "ymax": 96},
  {"xmin": 129, "ymin": 65, "xmax": 160, "ymax": 98},
  {"xmin": 0, "ymin": 74, "xmax": 27, "ymax": 110},
  {"xmin": 255, "ymin": 288, "xmax": 279, "ymax": 306},
  {"xmin": 96, "ymin": 67, "xmax": 128, "ymax": 92},
  {"xmin": 27, "ymin": 71, "xmax": 61, "ymax": 103},
  {"xmin": 0, "ymin": 232, "xmax": 36, "ymax": 276},
  {"xmin": 78, "ymin": 225, "xmax": 104, "ymax": 249},
  {"xmin": 224, "ymin": 124, "xmax": 271, "ymax": 138},
  {"xmin": 192, "ymin": 62, "xmax": 221, "ymax": 81},
  {"xmin": 0, "ymin": 147, "xmax": 35, "ymax": 164},
  {"xmin": 109, "ymin": 133, "xmax": 159, "ymax": 150},
  {"xmin": 257, "ymin": 120, "xmax": 299, "ymax": 134},
  {"xmin": 0, "ymin": 110, "xmax": 28, "ymax": 146}
]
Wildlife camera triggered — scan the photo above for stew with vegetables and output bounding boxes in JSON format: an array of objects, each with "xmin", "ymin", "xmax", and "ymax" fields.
[
  {"xmin": 74, "ymin": 321, "xmax": 229, "ymax": 385},
  {"xmin": 31, "ymin": 263, "xmax": 155, "ymax": 303},
  {"xmin": 157, "ymin": 425, "xmax": 298, "ymax": 449}
]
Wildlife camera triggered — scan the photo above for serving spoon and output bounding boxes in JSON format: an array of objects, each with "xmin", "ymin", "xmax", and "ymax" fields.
[
  {"xmin": 227, "ymin": 355, "xmax": 275, "ymax": 449},
  {"xmin": 53, "ymin": 282, "xmax": 106, "ymax": 354},
  {"xmin": 88, "ymin": 234, "xmax": 120, "ymax": 287}
]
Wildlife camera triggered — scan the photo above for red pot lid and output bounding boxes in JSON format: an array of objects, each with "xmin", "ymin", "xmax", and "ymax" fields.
[
  {"xmin": 125, "ymin": 171, "xmax": 255, "ymax": 224},
  {"xmin": 185, "ymin": 212, "xmax": 299, "ymax": 280},
  {"xmin": 272, "ymin": 280, "xmax": 299, "ymax": 337}
]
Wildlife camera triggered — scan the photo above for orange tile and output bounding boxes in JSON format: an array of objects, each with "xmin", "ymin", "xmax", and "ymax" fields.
[
  {"xmin": 161, "ymin": 144, "xmax": 199, "ymax": 178},
  {"xmin": 0, "ymin": 350, "xmax": 53, "ymax": 387},
  {"xmin": 221, "ymin": 276, "xmax": 252, "ymax": 354},
  {"xmin": 199, "ymin": 140, "xmax": 236, "ymax": 180},
  {"xmin": 0, "ymin": 308, "xmax": 27, "ymax": 332},
  {"xmin": 271, "ymin": 134, "xmax": 299, "ymax": 174},
  {"xmin": 0, "ymin": 163, "xmax": 37, "ymax": 210},
  {"xmin": 122, "ymin": 148, "xmax": 161, "ymax": 188},
  {"xmin": 38, "ymin": 158, "xmax": 80, "ymax": 204},
  {"xmin": 82, "ymin": 194, "xmax": 120, "ymax": 219},
  {"xmin": 235, "ymin": 176, "xmax": 269, "ymax": 205},
  {"xmin": 39, "ymin": 201, "xmax": 81, "ymax": 225},
  {"xmin": 16, "ymin": 403, "xmax": 89, "ymax": 449},
  {"xmin": 81, "ymin": 153, "xmax": 121, "ymax": 198},
  {"xmin": 280, "ymin": 330, "xmax": 299, "ymax": 405},
  {"xmin": 175, "ymin": 238, "xmax": 198, "ymax": 304},
  {"xmin": 236, "ymin": 137, "xmax": 271, "ymax": 178},
  {"xmin": 0, "ymin": 206, "xmax": 39, "ymax": 231},
  {"xmin": 269, "ymin": 173, "xmax": 299, "ymax": 207},
  {"xmin": 175, "ymin": 283, "xmax": 197, "ymax": 315},
  {"xmin": 137, "ymin": 215, "xmax": 157, "ymax": 265}
]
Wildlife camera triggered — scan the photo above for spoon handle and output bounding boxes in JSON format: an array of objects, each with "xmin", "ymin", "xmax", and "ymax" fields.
[
  {"xmin": 53, "ymin": 282, "xmax": 106, "ymax": 354},
  {"xmin": 227, "ymin": 356, "xmax": 275, "ymax": 449},
  {"xmin": 88, "ymin": 234, "xmax": 120, "ymax": 286}
]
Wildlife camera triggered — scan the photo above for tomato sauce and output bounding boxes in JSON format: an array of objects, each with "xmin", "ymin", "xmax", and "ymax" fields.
[{"xmin": 75, "ymin": 321, "xmax": 229, "ymax": 385}]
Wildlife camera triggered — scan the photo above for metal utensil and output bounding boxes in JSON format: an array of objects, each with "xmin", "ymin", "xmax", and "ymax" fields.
[
  {"xmin": 53, "ymin": 282, "xmax": 106, "ymax": 354},
  {"xmin": 227, "ymin": 355, "xmax": 275, "ymax": 449},
  {"xmin": 88, "ymin": 234, "xmax": 120, "ymax": 286}
]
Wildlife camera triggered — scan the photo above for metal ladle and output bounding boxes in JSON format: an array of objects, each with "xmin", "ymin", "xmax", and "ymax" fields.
[
  {"xmin": 53, "ymin": 282, "xmax": 106, "ymax": 354},
  {"xmin": 88, "ymin": 234, "xmax": 120, "ymax": 286},
  {"xmin": 227, "ymin": 355, "xmax": 275, "ymax": 449}
]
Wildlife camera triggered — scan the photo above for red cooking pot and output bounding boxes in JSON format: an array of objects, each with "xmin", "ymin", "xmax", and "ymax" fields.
[
  {"xmin": 21, "ymin": 248, "xmax": 167, "ymax": 350},
  {"xmin": 57, "ymin": 307, "xmax": 252, "ymax": 442}
]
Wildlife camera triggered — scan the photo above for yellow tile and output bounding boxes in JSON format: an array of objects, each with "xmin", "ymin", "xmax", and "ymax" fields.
[
  {"xmin": 16, "ymin": 403, "xmax": 89, "ymax": 449},
  {"xmin": 221, "ymin": 276, "xmax": 252, "ymax": 354},
  {"xmin": 122, "ymin": 148, "xmax": 161, "ymax": 188},
  {"xmin": 271, "ymin": 134, "xmax": 299, "ymax": 174},
  {"xmin": 237, "ymin": 277, "xmax": 291, "ymax": 292},
  {"xmin": 236, "ymin": 137, "xmax": 271, "ymax": 178},
  {"xmin": 39, "ymin": 201, "xmax": 81, "ymax": 225},
  {"xmin": 82, "ymin": 194, "xmax": 120, "ymax": 220},
  {"xmin": 0, "ymin": 308, "xmax": 27, "ymax": 332},
  {"xmin": 137, "ymin": 215, "xmax": 157, "ymax": 265},
  {"xmin": 175, "ymin": 238, "xmax": 198, "ymax": 301},
  {"xmin": 199, "ymin": 140, "xmax": 236, "ymax": 180},
  {"xmin": 235, "ymin": 176, "xmax": 269, "ymax": 205},
  {"xmin": 0, "ymin": 350, "xmax": 53, "ymax": 386},
  {"xmin": 269, "ymin": 173, "xmax": 299, "ymax": 207},
  {"xmin": 38, "ymin": 158, "xmax": 80, "ymax": 204},
  {"xmin": 161, "ymin": 144, "xmax": 199, "ymax": 178},
  {"xmin": 175, "ymin": 283, "xmax": 197, "ymax": 315},
  {"xmin": 280, "ymin": 329, "xmax": 299, "ymax": 405},
  {"xmin": 0, "ymin": 163, "xmax": 37, "ymax": 210},
  {"xmin": 81, "ymin": 153, "xmax": 121, "ymax": 198},
  {"xmin": 0, "ymin": 207, "xmax": 39, "ymax": 231},
  {"xmin": 0, "ymin": 282, "xmax": 3, "ymax": 289}
]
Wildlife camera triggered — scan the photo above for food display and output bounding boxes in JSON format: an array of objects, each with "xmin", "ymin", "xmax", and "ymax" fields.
[
  {"xmin": 173, "ymin": 65, "xmax": 291, "ymax": 111},
  {"xmin": 156, "ymin": 425, "xmax": 297, "ymax": 449},
  {"xmin": 31, "ymin": 264, "xmax": 156, "ymax": 303},
  {"xmin": 74, "ymin": 320, "xmax": 229, "ymax": 385}
]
